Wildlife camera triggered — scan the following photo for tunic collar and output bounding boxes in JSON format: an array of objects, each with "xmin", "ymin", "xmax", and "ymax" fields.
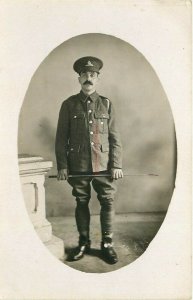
[{"xmin": 79, "ymin": 90, "xmax": 99, "ymax": 102}]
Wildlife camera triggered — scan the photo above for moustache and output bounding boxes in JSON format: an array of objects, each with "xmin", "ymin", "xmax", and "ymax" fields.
[{"xmin": 83, "ymin": 80, "xmax": 93, "ymax": 85}]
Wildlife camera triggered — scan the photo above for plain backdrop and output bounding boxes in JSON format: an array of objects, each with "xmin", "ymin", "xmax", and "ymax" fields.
[{"xmin": 18, "ymin": 33, "xmax": 176, "ymax": 217}]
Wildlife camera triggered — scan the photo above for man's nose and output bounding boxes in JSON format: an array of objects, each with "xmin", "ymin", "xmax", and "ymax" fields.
[{"xmin": 86, "ymin": 73, "xmax": 92, "ymax": 80}]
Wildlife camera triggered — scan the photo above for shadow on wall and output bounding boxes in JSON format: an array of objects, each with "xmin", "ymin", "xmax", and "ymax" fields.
[
  {"xmin": 18, "ymin": 33, "xmax": 177, "ymax": 217},
  {"xmin": 36, "ymin": 117, "xmax": 56, "ymax": 154}
]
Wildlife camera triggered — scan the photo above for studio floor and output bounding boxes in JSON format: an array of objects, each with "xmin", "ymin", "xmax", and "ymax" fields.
[{"xmin": 48, "ymin": 212, "xmax": 165, "ymax": 273}]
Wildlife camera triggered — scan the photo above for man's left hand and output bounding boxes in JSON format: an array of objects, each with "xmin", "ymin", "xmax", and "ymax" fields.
[{"xmin": 110, "ymin": 168, "xmax": 124, "ymax": 180}]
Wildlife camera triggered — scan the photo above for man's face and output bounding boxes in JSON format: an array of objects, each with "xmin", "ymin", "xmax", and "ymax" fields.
[{"xmin": 78, "ymin": 71, "xmax": 99, "ymax": 94}]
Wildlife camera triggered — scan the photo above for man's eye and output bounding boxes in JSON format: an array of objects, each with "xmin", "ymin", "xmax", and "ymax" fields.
[{"xmin": 90, "ymin": 73, "xmax": 96, "ymax": 78}]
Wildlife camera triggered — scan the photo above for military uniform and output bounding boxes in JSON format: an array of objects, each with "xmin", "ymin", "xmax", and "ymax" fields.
[
  {"xmin": 55, "ymin": 90, "xmax": 122, "ymax": 172},
  {"xmin": 55, "ymin": 56, "xmax": 122, "ymax": 263}
]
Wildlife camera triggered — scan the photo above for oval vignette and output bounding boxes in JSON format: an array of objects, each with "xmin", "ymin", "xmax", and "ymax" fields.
[{"xmin": 18, "ymin": 33, "xmax": 177, "ymax": 273}]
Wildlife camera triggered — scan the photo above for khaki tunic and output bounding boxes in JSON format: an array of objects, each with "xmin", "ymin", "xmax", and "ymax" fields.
[{"xmin": 55, "ymin": 90, "xmax": 122, "ymax": 173}]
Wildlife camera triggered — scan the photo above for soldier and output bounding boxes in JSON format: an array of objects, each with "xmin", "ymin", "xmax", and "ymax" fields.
[{"xmin": 55, "ymin": 56, "xmax": 123, "ymax": 264}]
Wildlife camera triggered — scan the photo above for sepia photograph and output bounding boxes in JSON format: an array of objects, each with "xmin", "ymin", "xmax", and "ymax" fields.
[
  {"xmin": 0, "ymin": 1, "xmax": 191, "ymax": 299},
  {"xmin": 18, "ymin": 33, "xmax": 177, "ymax": 273}
]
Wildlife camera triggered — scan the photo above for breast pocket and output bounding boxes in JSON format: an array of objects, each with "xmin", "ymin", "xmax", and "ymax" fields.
[
  {"xmin": 71, "ymin": 111, "xmax": 85, "ymax": 133},
  {"xmin": 94, "ymin": 112, "xmax": 109, "ymax": 133}
]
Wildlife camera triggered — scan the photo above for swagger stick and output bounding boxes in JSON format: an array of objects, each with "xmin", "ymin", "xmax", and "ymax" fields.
[{"xmin": 48, "ymin": 173, "xmax": 158, "ymax": 178}]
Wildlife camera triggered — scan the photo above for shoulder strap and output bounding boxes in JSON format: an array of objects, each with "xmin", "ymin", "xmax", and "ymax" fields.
[
  {"xmin": 100, "ymin": 95, "xmax": 110, "ymax": 112},
  {"xmin": 105, "ymin": 98, "xmax": 110, "ymax": 112}
]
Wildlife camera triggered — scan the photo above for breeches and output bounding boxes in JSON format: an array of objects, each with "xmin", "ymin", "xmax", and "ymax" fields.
[{"xmin": 68, "ymin": 175, "xmax": 117, "ymax": 239}]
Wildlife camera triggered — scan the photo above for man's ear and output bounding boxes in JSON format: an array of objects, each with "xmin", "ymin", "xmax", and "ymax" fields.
[
  {"xmin": 96, "ymin": 75, "xmax": 100, "ymax": 83},
  {"xmin": 78, "ymin": 76, "xmax": 81, "ymax": 84}
]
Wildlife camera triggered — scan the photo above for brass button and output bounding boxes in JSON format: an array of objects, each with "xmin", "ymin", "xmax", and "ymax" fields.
[
  {"xmin": 89, "ymin": 120, "xmax": 93, "ymax": 124},
  {"xmin": 90, "ymin": 131, "xmax": 93, "ymax": 135},
  {"xmin": 101, "ymin": 121, "xmax": 104, "ymax": 124},
  {"xmin": 91, "ymin": 142, "xmax": 94, "ymax": 145},
  {"xmin": 87, "ymin": 100, "xmax": 91, "ymax": 104},
  {"xmin": 73, "ymin": 116, "xmax": 77, "ymax": 118},
  {"xmin": 88, "ymin": 110, "xmax": 92, "ymax": 113}
]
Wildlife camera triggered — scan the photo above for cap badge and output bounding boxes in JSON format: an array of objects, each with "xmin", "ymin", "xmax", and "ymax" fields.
[{"xmin": 85, "ymin": 60, "xmax": 94, "ymax": 67}]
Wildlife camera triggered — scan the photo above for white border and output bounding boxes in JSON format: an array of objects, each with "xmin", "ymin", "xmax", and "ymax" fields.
[{"xmin": 0, "ymin": 1, "xmax": 191, "ymax": 299}]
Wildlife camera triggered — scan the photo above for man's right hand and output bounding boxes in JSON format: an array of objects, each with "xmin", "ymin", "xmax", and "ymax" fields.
[{"xmin": 57, "ymin": 169, "xmax": 68, "ymax": 180}]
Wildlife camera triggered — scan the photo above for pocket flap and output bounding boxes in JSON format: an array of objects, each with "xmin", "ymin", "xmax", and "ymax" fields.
[
  {"xmin": 72, "ymin": 112, "xmax": 85, "ymax": 119},
  {"xmin": 101, "ymin": 143, "xmax": 109, "ymax": 152},
  {"xmin": 69, "ymin": 145, "xmax": 80, "ymax": 152},
  {"xmin": 94, "ymin": 112, "xmax": 109, "ymax": 119}
]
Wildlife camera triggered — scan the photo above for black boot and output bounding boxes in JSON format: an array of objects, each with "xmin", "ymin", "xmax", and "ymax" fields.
[
  {"xmin": 101, "ymin": 237, "xmax": 118, "ymax": 264},
  {"xmin": 69, "ymin": 236, "xmax": 91, "ymax": 261}
]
